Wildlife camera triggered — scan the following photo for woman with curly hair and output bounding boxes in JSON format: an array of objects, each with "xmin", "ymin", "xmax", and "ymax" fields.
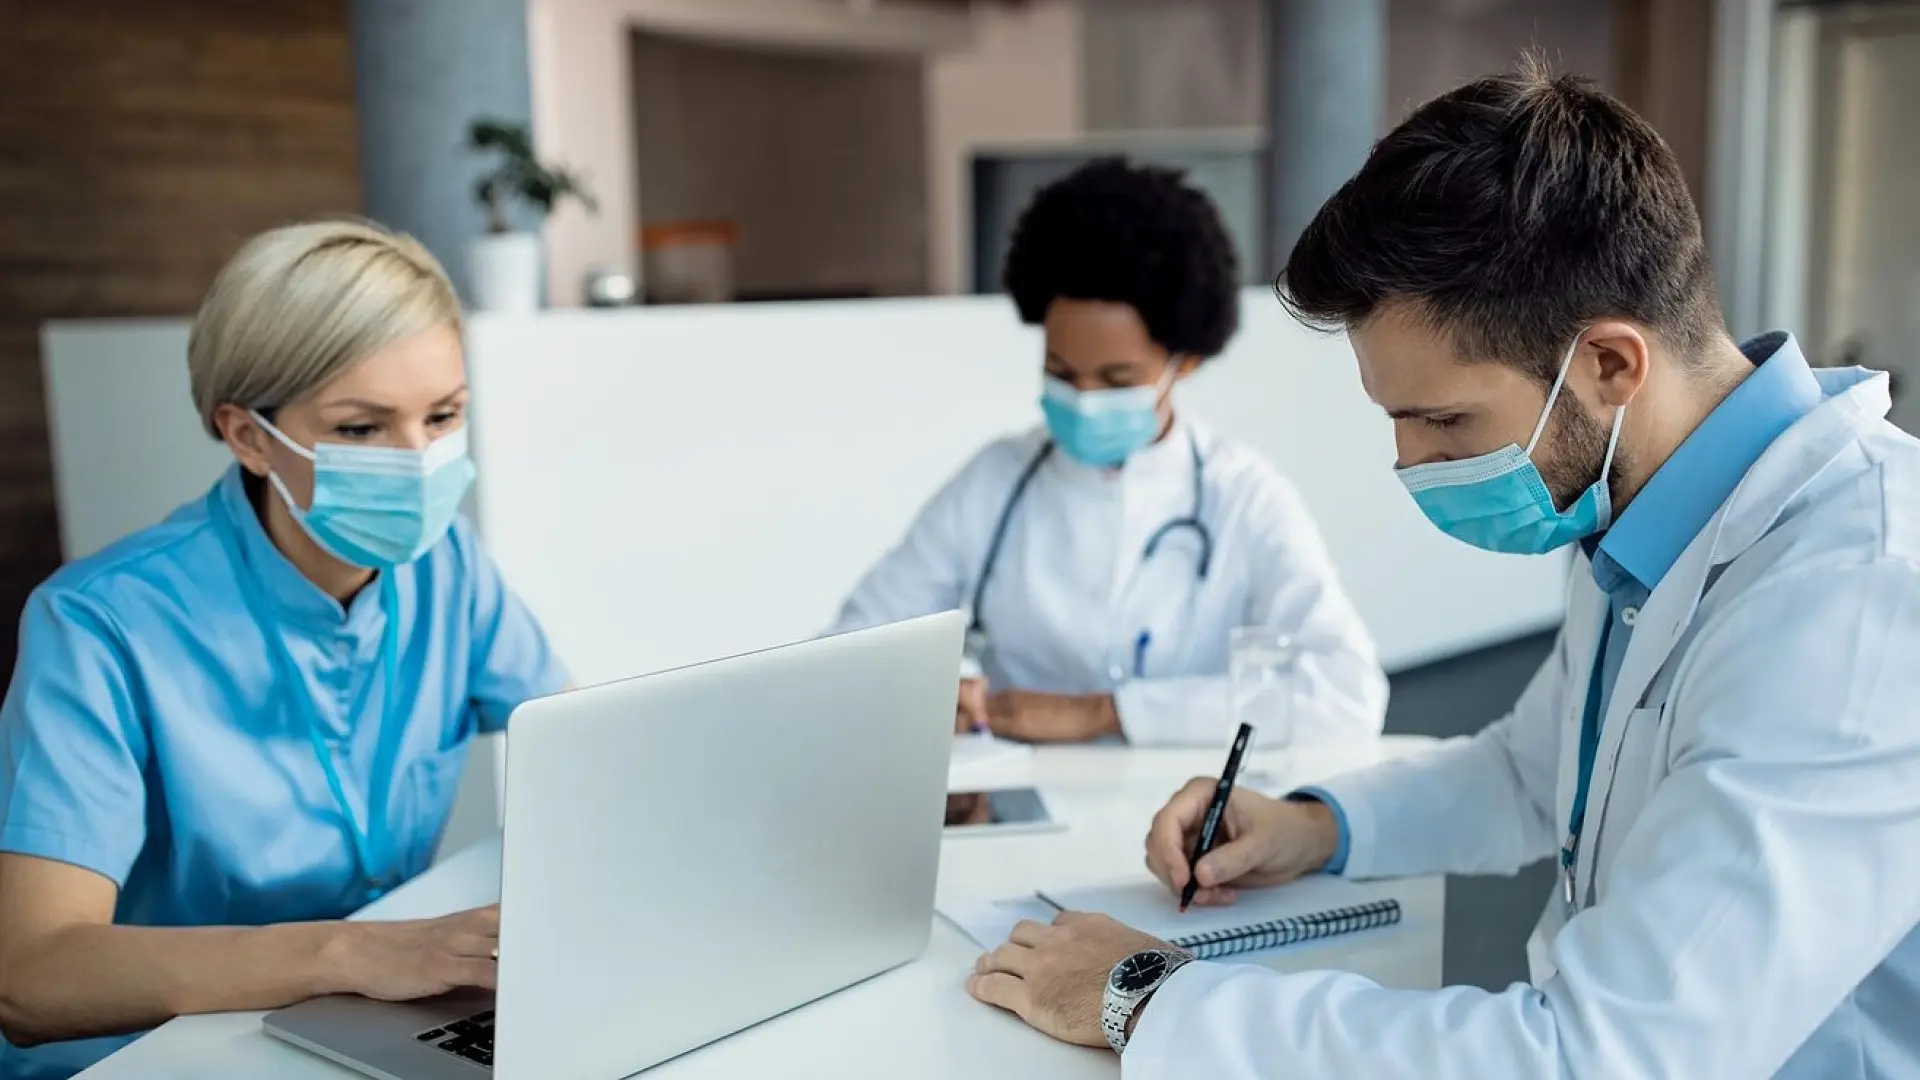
[{"xmin": 831, "ymin": 158, "xmax": 1384, "ymax": 747}]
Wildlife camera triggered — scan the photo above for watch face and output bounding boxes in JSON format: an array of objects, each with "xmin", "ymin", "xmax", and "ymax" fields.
[{"xmin": 1111, "ymin": 951, "xmax": 1170, "ymax": 994}]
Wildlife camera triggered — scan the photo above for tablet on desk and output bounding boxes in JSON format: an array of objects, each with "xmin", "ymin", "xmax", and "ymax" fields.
[{"xmin": 944, "ymin": 787, "xmax": 1063, "ymax": 836}]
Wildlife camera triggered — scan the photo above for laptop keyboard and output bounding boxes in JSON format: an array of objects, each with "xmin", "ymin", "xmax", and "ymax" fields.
[{"xmin": 415, "ymin": 1010, "xmax": 493, "ymax": 1069}]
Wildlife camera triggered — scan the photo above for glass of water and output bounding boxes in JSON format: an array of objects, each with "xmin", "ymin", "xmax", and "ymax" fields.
[{"xmin": 1229, "ymin": 628, "xmax": 1301, "ymax": 745}]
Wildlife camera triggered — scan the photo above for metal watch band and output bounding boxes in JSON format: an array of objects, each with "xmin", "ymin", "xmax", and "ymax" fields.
[{"xmin": 1102, "ymin": 950, "xmax": 1192, "ymax": 1055}]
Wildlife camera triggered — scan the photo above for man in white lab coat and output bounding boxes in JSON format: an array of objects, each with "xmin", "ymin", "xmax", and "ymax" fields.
[{"xmin": 966, "ymin": 56, "xmax": 1920, "ymax": 1079}]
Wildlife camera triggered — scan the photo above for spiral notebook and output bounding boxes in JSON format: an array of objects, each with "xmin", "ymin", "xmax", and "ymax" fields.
[{"xmin": 1035, "ymin": 875, "xmax": 1402, "ymax": 962}]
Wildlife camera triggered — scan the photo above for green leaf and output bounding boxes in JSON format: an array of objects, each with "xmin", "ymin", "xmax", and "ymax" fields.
[{"xmin": 466, "ymin": 115, "xmax": 595, "ymax": 219}]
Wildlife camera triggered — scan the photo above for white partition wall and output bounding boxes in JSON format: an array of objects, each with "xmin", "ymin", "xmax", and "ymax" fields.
[
  {"xmin": 43, "ymin": 296, "xmax": 1567, "ymax": 850},
  {"xmin": 462, "ymin": 292, "xmax": 1567, "ymax": 686},
  {"xmin": 40, "ymin": 320, "xmax": 229, "ymax": 561},
  {"xmin": 41, "ymin": 296, "xmax": 1568, "ymax": 686}
]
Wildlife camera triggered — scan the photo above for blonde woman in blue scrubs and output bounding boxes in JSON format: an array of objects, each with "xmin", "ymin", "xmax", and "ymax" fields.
[{"xmin": 0, "ymin": 221, "xmax": 568, "ymax": 1079}]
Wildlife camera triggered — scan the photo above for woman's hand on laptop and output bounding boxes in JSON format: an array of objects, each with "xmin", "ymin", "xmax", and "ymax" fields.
[{"xmin": 323, "ymin": 904, "xmax": 501, "ymax": 1001}]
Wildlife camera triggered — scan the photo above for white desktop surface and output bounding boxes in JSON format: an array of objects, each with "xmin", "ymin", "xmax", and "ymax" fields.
[{"xmin": 78, "ymin": 739, "xmax": 1446, "ymax": 1080}]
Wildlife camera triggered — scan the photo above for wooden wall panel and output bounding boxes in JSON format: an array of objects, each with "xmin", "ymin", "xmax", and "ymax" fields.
[{"xmin": 0, "ymin": 0, "xmax": 360, "ymax": 682}]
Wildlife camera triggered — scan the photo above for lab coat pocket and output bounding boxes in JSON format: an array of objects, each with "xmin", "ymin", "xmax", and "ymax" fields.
[{"xmin": 393, "ymin": 736, "xmax": 474, "ymax": 882}]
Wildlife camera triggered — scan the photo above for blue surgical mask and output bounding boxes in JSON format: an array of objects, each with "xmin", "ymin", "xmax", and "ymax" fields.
[
  {"xmin": 1394, "ymin": 336, "xmax": 1624, "ymax": 555},
  {"xmin": 252, "ymin": 411, "xmax": 476, "ymax": 569},
  {"xmin": 1040, "ymin": 369, "xmax": 1175, "ymax": 468}
]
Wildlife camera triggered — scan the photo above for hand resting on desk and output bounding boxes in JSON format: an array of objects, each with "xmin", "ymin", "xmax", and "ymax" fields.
[
  {"xmin": 967, "ymin": 912, "xmax": 1175, "ymax": 1048},
  {"xmin": 966, "ymin": 780, "xmax": 1344, "ymax": 1049},
  {"xmin": 986, "ymin": 690, "xmax": 1121, "ymax": 743},
  {"xmin": 956, "ymin": 678, "xmax": 990, "ymax": 734}
]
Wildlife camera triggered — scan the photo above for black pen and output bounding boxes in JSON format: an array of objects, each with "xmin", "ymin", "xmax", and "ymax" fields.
[{"xmin": 1181, "ymin": 722, "xmax": 1254, "ymax": 912}]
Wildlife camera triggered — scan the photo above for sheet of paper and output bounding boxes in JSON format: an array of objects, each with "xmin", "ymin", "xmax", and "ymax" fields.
[
  {"xmin": 1037, "ymin": 874, "xmax": 1400, "ymax": 942},
  {"xmin": 937, "ymin": 895, "xmax": 1060, "ymax": 950},
  {"xmin": 947, "ymin": 731, "xmax": 1032, "ymax": 789}
]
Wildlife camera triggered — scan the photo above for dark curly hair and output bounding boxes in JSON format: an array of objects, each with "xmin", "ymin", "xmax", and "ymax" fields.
[{"xmin": 1002, "ymin": 157, "xmax": 1241, "ymax": 359}]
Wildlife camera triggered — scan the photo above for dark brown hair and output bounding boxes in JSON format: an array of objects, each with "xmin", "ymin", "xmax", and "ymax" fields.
[{"xmin": 1278, "ymin": 54, "xmax": 1721, "ymax": 383}]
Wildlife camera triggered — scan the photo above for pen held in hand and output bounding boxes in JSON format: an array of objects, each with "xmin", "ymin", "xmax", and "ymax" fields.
[{"xmin": 1180, "ymin": 722, "xmax": 1255, "ymax": 912}]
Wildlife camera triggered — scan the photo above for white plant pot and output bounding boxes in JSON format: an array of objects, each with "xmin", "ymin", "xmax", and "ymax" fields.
[{"xmin": 468, "ymin": 232, "xmax": 542, "ymax": 312}]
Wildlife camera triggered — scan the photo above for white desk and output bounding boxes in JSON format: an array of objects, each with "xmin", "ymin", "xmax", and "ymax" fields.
[{"xmin": 79, "ymin": 739, "xmax": 1445, "ymax": 1079}]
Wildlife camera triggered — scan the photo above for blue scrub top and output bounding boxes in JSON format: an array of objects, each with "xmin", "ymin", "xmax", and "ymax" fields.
[{"xmin": 0, "ymin": 466, "xmax": 569, "ymax": 1079}]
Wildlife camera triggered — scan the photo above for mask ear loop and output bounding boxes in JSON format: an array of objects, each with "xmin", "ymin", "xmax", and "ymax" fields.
[
  {"xmin": 1592, "ymin": 402, "xmax": 1627, "ymax": 528},
  {"xmin": 1154, "ymin": 357, "xmax": 1188, "ymax": 418},
  {"xmin": 245, "ymin": 409, "xmax": 362, "ymax": 567},
  {"xmin": 1520, "ymin": 335, "xmax": 1629, "ymax": 525},
  {"xmin": 1597, "ymin": 403, "xmax": 1626, "ymax": 480},
  {"xmin": 246, "ymin": 409, "xmax": 318, "ymax": 519},
  {"xmin": 248, "ymin": 409, "xmax": 317, "ymax": 463},
  {"xmin": 1524, "ymin": 335, "xmax": 1587, "ymax": 457}
]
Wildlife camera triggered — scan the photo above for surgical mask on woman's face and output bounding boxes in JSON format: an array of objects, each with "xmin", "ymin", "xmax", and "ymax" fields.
[
  {"xmin": 1040, "ymin": 365, "xmax": 1177, "ymax": 468},
  {"xmin": 1393, "ymin": 336, "xmax": 1624, "ymax": 555},
  {"xmin": 250, "ymin": 410, "xmax": 476, "ymax": 569}
]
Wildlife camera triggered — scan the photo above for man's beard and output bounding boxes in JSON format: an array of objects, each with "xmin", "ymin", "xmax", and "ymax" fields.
[{"xmin": 1539, "ymin": 396, "xmax": 1626, "ymax": 514}]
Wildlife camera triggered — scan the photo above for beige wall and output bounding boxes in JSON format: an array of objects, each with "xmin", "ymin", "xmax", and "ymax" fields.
[
  {"xmin": 923, "ymin": 0, "xmax": 1085, "ymax": 295},
  {"xmin": 1081, "ymin": 0, "xmax": 1615, "ymax": 136},
  {"xmin": 1615, "ymin": 0, "xmax": 1715, "ymax": 214},
  {"xmin": 529, "ymin": 0, "xmax": 638, "ymax": 305},
  {"xmin": 528, "ymin": 0, "xmax": 994, "ymax": 305},
  {"xmin": 1082, "ymin": 0, "xmax": 1264, "ymax": 132},
  {"xmin": 631, "ymin": 34, "xmax": 928, "ymax": 299},
  {"xmin": 530, "ymin": 0, "xmax": 1661, "ymax": 305},
  {"xmin": 1385, "ymin": 0, "xmax": 1615, "ymax": 121}
]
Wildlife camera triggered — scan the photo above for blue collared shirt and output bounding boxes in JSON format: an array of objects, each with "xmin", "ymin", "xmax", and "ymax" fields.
[
  {"xmin": 1583, "ymin": 331, "xmax": 1825, "ymax": 723},
  {"xmin": 1307, "ymin": 332, "xmax": 1825, "ymax": 875},
  {"xmin": 0, "ymin": 466, "xmax": 568, "ymax": 1079}
]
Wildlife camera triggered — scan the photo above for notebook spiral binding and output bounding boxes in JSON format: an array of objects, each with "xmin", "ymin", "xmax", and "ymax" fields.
[{"xmin": 1168, "ymin": 899, "xmax": 1402, "ymax": 961}]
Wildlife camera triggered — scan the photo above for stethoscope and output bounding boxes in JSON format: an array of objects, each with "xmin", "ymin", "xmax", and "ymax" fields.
[{"xmin": 963, "ymin": 427, "xmax": 1214, "ymax": 670}]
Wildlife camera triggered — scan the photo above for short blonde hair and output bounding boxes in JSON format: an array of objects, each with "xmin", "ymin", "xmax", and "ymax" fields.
[{"xmin": 188, "ymin": 219, "xmax": 462, "ymax": 438}]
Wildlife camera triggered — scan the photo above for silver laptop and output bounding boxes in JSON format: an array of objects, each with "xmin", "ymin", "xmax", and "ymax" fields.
[{"xmin": 264, "ymin": 611, "xmax": 964, "ymax": 1079}]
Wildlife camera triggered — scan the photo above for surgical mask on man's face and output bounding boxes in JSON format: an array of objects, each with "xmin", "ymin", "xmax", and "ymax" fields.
[
  {"xmin": 1039, "ymin": 366, "xmax": 1177, "ymax": 468},
  {"xmin": 251, "ymin": 410, "xmax": 476, "ymax": 569},
  {"xmin": 1392, "ymin": 336, "xmax": 1624, "ymax": 554}
]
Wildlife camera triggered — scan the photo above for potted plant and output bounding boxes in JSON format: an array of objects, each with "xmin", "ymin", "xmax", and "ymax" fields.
[{"xmin": 466, "ymin": 117, "xmax": 597, "ymax": 312}]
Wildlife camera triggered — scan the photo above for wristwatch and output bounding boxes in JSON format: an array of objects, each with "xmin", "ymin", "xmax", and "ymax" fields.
[{"xmin": 1102, "ymin": 948, "xmax": 1192, "ymax": 1054}]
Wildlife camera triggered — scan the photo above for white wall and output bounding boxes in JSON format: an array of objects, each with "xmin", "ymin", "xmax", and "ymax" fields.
[{"xmin": 461, "ymin": 293, "xmax": 1566, "ymax": 687}]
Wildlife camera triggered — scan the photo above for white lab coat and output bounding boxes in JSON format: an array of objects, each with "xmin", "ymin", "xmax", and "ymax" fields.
[
  {"xmin": 1124, "ymin": 367, "xmax": 1920, "ymax": 1078},
  {"xmin": 830, "ymin": 416, "xmax": 1386, "ymax": 746}
]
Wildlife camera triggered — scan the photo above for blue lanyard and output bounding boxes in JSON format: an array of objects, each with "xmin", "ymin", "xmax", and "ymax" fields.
[
  {"xmin": 1560, "ymin": 620, "xmax": 1612, "ymax": 909},
  {"xmin": 213, "ymin": 499, "xmax": 410, "ymax": 897}
]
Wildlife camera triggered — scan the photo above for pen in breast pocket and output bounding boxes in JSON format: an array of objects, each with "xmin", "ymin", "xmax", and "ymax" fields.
[{"xmin": 1133, "ymin": 630, "xmax": 1152, "ymax": 678}]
